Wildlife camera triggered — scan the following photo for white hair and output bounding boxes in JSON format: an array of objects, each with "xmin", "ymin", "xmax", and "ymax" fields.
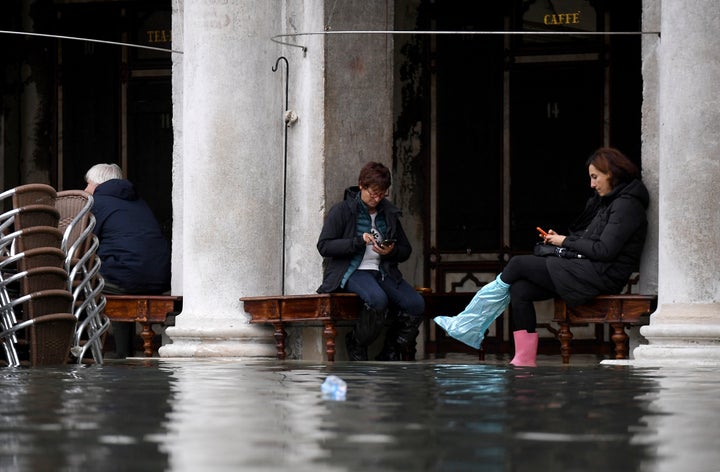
[{"xmin": 85, "ymin": 163, "xmax": 123, "ymax": 185}]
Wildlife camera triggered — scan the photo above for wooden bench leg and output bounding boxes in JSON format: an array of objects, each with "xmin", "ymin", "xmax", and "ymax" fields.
[
  {"xmin": 323, "ymin": 321, "xmax": 337, "ymax": 362},
  {"xmin": 610, "ymin": 323, "xmax": 629, "ymax": 359},
  {"xmin": 139, "ymin": 322, "xmax": 155, "ymax": 357},
  {"xmin": 271, "ymin": 322, "xmax": 287, "ymax": 360},
  {"xmin": 557, "ymin": 322, "xmax": 573, "ymax": 364}
]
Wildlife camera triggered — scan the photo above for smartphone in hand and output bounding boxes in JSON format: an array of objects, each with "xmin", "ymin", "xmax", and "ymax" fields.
[
  {"xmin": 380, "ymin": 238, "xmax": 397, "ymax": 248},
  {"xmin": 536, "ymin": 227, "xmax": 548, "ymax": 237}
]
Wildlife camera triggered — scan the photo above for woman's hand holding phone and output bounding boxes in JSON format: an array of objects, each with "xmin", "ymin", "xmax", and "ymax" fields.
[
  {"xmin": 372, "ymin": 238, "xmax": 395, "ymax": 255},
  {"xmin": 537, "ymin": 227, "xmax": 567, "ymax": 247},
  {"xmin": 380, "ymin": 238, "xmax": 396, "ymax": 248}
]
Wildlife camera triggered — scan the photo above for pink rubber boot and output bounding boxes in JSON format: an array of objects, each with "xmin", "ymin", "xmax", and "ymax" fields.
[{"xmin": 510, "ymin": 330, "xmax": 539, "ymax": 367}]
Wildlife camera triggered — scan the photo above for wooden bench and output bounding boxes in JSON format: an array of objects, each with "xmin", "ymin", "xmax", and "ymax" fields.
[
  {"xmin": 240, "ymin": 292, "xmax": 474, "ymax": 361},
  {"xmin": 241, "ymin": 291, "xmax": 657, "ymax": 363},
  {"xmin": 552, "ymin": 294, "xmax": 657, "ymax": 363},
  {"xmin": 104, "ymin": 295, "xmax": 183, "ymax": 357}
]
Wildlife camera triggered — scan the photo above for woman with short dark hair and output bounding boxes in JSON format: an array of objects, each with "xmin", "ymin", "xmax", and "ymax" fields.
[{"xmin": 317, "ymin": 161, "xmax": 425, "ymax": 361}]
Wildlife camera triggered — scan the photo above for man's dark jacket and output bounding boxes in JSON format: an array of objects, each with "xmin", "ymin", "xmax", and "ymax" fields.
[{"xmin": 92, "ymin": 179, "xmax": 170, "ymax": 293}]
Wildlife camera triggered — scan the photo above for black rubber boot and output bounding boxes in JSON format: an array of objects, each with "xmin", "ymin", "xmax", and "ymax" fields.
[
  {"xmin": 375, "ymin": 323, "xmax": 401, "ymax": 361},
  {"xmin": 376, "ymin": 313, "xmax": 423, "ymax": 361},
  {"xmin": 346, "ymin": 304, "xmax": 386, "ymax": 361},
  {"xmin": 399, "ymin": 314, "xmax": 423, "ymax": 360},
  {"xmin": 345, "ymin": 331, "xmax": 368, "ymax": 361}
]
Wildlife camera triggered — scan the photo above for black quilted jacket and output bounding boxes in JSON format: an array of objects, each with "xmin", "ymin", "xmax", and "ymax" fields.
[{"xmin": 547, "ymin": 178, "xmax": 649, "ymax": 306}]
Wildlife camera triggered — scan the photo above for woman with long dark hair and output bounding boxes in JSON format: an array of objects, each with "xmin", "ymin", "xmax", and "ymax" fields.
[{"xmin": 435, "ymin": 147, "xmax": 649, "ymax": 366}]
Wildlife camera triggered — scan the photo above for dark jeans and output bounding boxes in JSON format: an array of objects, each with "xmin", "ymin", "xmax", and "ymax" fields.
[
  {"xmin": 345, "ymin": 270, "xmax": 425, "ymax": 316},
  {"xmin": 500, "ymin": 255, "xmax": 558, "ymax": 333}
]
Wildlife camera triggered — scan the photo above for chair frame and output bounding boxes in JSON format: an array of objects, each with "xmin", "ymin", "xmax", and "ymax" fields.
[
  {"xmin": 56, "ymin": 191, "xmax": 109, "ymax": 364},
  {"xmin": 0, "ymin": 185, "xmax": 108, "ymax": 367}
]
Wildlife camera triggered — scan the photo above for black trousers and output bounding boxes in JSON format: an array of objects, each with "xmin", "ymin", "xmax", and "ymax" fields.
[
  {"xmin": 103, "ymin": 281, "xmax": 168, "ymax": 358},
  {"xmin": 500, "ymin": 255, "xmax": 558, "ymax": 332}
]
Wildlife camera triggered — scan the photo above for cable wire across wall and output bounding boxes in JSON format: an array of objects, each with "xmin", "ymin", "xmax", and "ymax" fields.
[{"xmin": 271, "ymin": 29, "xmax": 661, "ymax": 55}]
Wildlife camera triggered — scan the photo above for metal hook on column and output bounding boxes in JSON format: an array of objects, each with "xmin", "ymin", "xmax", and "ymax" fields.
[
  {"xmin": 273, "ymin": 56, "xmax": 289, "ymax": 112},
  {"xmin": 273, "ymin": 56, "xmax": 289, "ymax": 295},
  {"xmin": 274, "ymin": 56, "xmax": 298, "ymax": 127}
]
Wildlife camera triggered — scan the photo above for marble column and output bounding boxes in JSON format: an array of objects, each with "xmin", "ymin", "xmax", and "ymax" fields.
[
  {"xmin": 160, "ymin": 0, "xmax": 280, "ymax": 357},
  {"xmin": 633, "ymin": 0, "xmax": 720, "ymax": 364}
]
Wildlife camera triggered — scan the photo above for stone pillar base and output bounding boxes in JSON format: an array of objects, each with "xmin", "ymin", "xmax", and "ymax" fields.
[
  {"xmin": 632, "ymin": 304, "xmax": 720, "ymax": 365},
  {"xmin": 159, "ymin": 316, "xmax": 277, "ymax": 358}
]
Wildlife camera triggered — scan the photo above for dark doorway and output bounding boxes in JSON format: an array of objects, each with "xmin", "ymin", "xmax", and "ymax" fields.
[
  {"xmin": 434, "ymin": 2, "xmax": 506, "ymax": 253},
  {"xmin": 509, "ymin": 61, "xmax": 602, "ymax": 250},
  {"xmin": 127, "ymin": 77, "xmax": 173, "ymax": 238},
  {"xmin": 426, "ymin": 0, "xmax": 641, "ymax": 261},
  {"xmin": 60, "ymin": 40, "xmax": 120, "ymax": 190},
  {"xmin": 55, "ymin": 1, "xmax": 172, "ymax": 236}
]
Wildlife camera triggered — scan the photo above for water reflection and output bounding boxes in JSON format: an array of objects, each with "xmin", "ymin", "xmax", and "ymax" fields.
[
  {"xmin": 1, "ymin": 360, "xmax": 719, "ymax": 471},
  {"xmin": 631, "ymin": 367, "xmax": 720, "ymax": 472},
  {"xmin": 158, "ymin": 362, "xmax": 662, "ymax": 471},
  {"xmin": 0, "ymin": 363, "xmax": 173, "ymax": 472}
]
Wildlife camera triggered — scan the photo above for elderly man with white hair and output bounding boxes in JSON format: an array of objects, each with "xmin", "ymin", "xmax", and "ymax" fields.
[{"xmin": 85, "ymin": 163, "xmax": 171, "ymax": 358}]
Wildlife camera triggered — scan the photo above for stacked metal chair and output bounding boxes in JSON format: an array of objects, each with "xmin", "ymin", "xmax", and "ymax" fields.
[
  {"xmin": 0, "ymin": 184, "xmax": 76, "ymax": 366},
  {"xmin": 0, "ymin": 184, "xmax": 108, "ymax": 366},
  {"xmin": 55, "ymin": 190, "xmax": 109, "ymax": 364}
]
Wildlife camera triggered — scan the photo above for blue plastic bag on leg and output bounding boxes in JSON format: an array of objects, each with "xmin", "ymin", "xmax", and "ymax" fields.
[{"xmin": 434, "ymin": 274, "xmax": 510, "ymax": 349}]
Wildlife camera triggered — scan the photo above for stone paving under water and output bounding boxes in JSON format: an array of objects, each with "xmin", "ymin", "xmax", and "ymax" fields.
[{"xmin": 1, "ymin": 355, "xmax": 718, "ymax": 471}]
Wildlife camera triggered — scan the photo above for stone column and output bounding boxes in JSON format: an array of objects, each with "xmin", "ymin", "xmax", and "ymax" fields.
[
  {"xmin": 161, "ymin": 0, "xmax": 280, "ymax": 357},
  {"xmin": 634, "ymin": 0, "xmax": 720, "ymax": 364}
]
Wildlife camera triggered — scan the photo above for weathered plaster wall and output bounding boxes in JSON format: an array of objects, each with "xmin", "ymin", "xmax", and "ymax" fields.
[
  {"xmin": 322, "ymin": 1, "xmax": 395, "ymax": 214},
  {"xmin": 281, "ymin": 0, "xmax": 326, "ymax": 296},
  {"xmin": 393, "ymin": 0, "xmax": 427, "ymax": 289},
  {"xmin": 638, "ymin": 0, "xmax": 660, "ymax": 296}
]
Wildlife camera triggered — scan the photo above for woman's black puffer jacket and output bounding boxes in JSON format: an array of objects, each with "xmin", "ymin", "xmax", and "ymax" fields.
[{"xmin": 546, "ymin": 178, "xmax": 649, "ymax": 306}]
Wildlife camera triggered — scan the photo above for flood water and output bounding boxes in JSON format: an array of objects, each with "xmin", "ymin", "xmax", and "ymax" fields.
[{"xmin": 1, "ymin": 357, "xmax": 719, "ymax": 472}]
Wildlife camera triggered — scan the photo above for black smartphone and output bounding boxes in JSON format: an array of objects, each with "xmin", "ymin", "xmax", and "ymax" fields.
[{"xmin": 381, "ymin": 238, "xmax": 397, "ymax": 247}]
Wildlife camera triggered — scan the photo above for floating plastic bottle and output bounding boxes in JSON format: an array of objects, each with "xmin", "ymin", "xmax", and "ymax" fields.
[{"xmin": 321, "ymin": 375, "xmax": 347, "ymax": 400}]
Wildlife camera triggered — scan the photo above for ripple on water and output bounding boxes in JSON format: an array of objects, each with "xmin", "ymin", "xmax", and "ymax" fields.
[{"xmin": 0, "ymin": 360, "xmax": 719, "ymax": 471}]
